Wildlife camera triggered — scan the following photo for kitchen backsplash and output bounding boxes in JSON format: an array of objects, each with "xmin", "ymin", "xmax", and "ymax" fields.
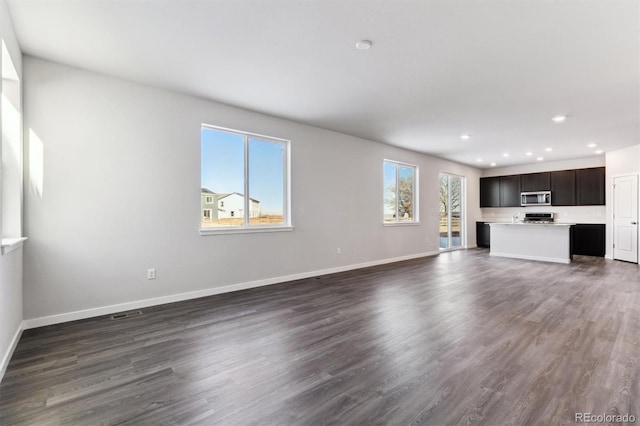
[{"xmin": 481, "ymin": 206, "xmax": 606, "ymax": 224}]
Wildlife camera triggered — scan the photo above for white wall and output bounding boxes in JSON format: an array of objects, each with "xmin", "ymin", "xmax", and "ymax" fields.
[
  {"xmin": 480, "ymin": 156, "xmax": 607, "ymax": 225},
  {"xmin": 605, "ymin": 144, "xmax": 640, "ymax": 258},
  {"xmin": 0, "ymin": 0, "xmax": 24, "ymax": 382},
  {"xmin": 23, "ymin": 56, "xmax": 482, "ymax": 323}
]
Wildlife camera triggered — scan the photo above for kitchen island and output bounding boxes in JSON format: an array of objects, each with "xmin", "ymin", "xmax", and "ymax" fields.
[{"xmin": 489, "ymin": 222, "xmax": 574, "ymax": 264}]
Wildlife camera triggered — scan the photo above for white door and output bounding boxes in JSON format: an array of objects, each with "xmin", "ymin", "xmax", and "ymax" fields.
[{"xmin": 613, "ymin": 175, "xmax": 638, "ymax": 263}]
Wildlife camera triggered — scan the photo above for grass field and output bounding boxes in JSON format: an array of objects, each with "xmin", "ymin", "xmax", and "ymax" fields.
[{"xmin": 202, "ymin": 215, "xmax": 284, "ymax": 227}]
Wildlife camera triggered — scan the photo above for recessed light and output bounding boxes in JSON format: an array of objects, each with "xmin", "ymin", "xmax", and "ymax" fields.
[
  {"xmin": 476, "ymin": 158, "xmax": 483, "ymax": 162},
  {"xmin": 552, "ymin": 115, "xmax": 567, "ymax": 123},
  {"xmin": 544, "ymin": 147, "xmax": 552, "ymax": 152},
  {"xmin": 537, "ymin": 157, "xmax": 544, "ymax": 161},
  {"xmin": 503, "ymin": 153, "xmax": 509, "ymax": 157},
  {"xmin": 460, "ymin": 134, "xmax": 471, "ymax": 140},
  {"xmin": 490, "ymin": 162, "xmax": 497, "ymax": 167},
  {"xmin": 355, "ymin": 40, "xmax": 373, "ymax": 50},
  {"xmin": 587, "ymin": 143, "xmax": 597, "ymax": 148},
  {"xmin": 595, "ymin": 150, "xmax": 603, "ymax": 154},
  {"xmin": 525, "ymin": 152, "xmax": 533, "ymax": 156}
]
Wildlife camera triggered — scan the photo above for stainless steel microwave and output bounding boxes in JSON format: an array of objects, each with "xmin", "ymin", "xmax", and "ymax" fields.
[{"xmin": 521, "ymin": 191, "xmax": 551, "ymax": 206}]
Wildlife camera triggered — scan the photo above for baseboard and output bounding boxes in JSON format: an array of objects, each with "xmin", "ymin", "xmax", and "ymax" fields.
[
  {"xmin": 24, "ymin": 250, "xmax": 440, "ymax": 329},
  {"xmin": 0, "ymin": 321, "xmax": 24, "ymax": 384},
  {"xmin": 605, "ymin": 254, "xmax": 614, "ymax": 260}
]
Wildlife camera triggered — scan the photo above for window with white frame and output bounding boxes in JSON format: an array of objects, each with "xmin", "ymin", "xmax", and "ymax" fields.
[
  {"xmin": 2, "ymin": 40, "xmax": 23, "ymax": 244},
  {"xmin": 200, "ymin": 125, "xmax": 290, "ymax": 233},
  {"xmin": 383, "ymin": 160, "xmax": 418, "ymax": 223}
]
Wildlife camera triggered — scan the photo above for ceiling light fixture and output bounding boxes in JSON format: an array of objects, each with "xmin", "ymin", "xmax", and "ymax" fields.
[
  {"xmin": 355, "ymin": 40, "xmax": 373, "ymax": 50},
  {"xmin": 503, "ymin": 153, "xmax": 509, "ymax": 157},
  {"xmin": 525, "ymin": 152, "xmax": 533, "ymax": 156},
  {"xmin": 587, "ymin": 143, "xmax": 597, "ymax": 148},
  {"xmin": 545, "ymin": 147, "xmax": 552, "ymax": 152},
  {"xmin": 460, "ymin": 134, "xmax": 471, "ymax": 140},
  {"xmin": 552, "ymin": 115, "xmax": 567, "ymax": 123},
  {"xmin": 595, "ymin": 150, "xmax": 603, "ymax": 154},
  {"xmin": 490, "ymin": 162, "xmax": 497, "ymax": 167},
  {"xmin": 537, "ymin": 157, "xmax": 544, "ymax": 161},
  {"xmin": 476, "ymin": 158, "xmax": 483, "ymax": 162}
]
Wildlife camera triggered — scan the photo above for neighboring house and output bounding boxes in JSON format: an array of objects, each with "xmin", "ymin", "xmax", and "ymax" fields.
[
  {"xmin": 217, "ymin": 192, "xmax": 260, "ymax": 219},
  {"xmin": 201, "ymin": 188, "xmax": 260, "ymax": 220},
  {"xmin": 201, "ymin": 188, "xmax": 218, "ymax": 221}
]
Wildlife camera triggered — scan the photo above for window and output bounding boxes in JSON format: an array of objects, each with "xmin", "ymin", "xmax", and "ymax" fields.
[
  {"xmin": 383, "ymin": 160, "xmax": 418, "ymax": 224},
  {"xmin": 2, "ymin": 40, "xmax": 22, "ymax": 242},
  {"xmin": 203, "ymin": 209, "xmax": 212, "ymax": 219},
  {"xmin": 204, "ymin": 196, "xmax": 213, "ymax": 204},
  {"xmin": 200, "ymin": 125, "xmax": 291, "ymax": 234}
]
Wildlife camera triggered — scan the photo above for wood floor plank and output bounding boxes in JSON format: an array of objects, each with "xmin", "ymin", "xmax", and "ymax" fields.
[{"xmin": 1, "ymin": 250, "xmax": 640, "ymax": 425}]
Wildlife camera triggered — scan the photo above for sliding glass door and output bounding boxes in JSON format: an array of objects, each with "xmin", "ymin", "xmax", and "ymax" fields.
[{"xmin": 439, "ymin": 173, "xmax": 464, "ymax": 250}]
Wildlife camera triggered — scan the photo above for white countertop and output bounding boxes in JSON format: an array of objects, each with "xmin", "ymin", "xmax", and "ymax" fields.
[{"xmin": 488, "ymin": 222, "xmax": 575, "ymax": 227}]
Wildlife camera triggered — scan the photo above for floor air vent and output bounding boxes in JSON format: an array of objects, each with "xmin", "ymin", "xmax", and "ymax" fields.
[{"xmin": 110, "ymin": 310, "xmax": 143, "ymax": 320}]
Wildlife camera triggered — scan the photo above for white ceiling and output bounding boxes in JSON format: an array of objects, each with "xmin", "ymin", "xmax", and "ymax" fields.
[{"xmin": 7, "ymin": 0, "xmax": 639, "ymax": 168}]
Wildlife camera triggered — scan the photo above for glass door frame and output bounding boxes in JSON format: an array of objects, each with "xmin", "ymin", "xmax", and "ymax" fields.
[{"xmin": 439, "ymin": 172, "xmax": 466, "ymax": 251}]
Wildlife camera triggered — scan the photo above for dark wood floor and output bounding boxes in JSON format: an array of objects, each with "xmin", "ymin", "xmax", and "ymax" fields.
[{"xmin": 1, "ymin": 249, "xmax": 639, "ymax": 425}]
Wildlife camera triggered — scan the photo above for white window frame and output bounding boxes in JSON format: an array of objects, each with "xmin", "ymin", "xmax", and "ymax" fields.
[
  {"xmin": 200, "ymin": 124, "xmax": 293, "ymax": 235},
  {"xmin": 383, "ymin": 159, "xmax": 419, "ymax": 226},
  {"xmin": 203, "ymin": 209, "xmax": 212, "ymax": 219},
  {"xmin": 204, "ymin": 196, "xmax": 214, "ymax": 204}
]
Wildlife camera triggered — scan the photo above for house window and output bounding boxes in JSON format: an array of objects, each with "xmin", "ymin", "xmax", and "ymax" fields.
[
  {"xmin": 201, "ymin": 125, "xmax": 291, "ymax": 234},
  {"xmin": 383, "ymin": 160, "xmax": 418, "ymax": 224},
  {"xmin": 203, "ymin": 209, "xmax": 212, "ymax": 219},
  {"xmin": 204, "ymin": 196, "xmax": 214, "ymax": 204},
  {"xmin": 2, "ymin": 40, "xmax": 23, "ymax": 244}
]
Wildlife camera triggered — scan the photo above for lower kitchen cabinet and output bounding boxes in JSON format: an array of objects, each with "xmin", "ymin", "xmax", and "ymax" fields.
[
  {"xmin": 573, "ymin": 224, "xmax": 605, "ymax": 257},
  {"xmin": 476, "ymin": 222, "xmax": 491, "ymax": 248}
]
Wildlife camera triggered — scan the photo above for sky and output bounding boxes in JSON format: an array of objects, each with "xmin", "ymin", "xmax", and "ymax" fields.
[{"xmin": 201, "ymin": 127, "xmax": 284, "ymax": 215}]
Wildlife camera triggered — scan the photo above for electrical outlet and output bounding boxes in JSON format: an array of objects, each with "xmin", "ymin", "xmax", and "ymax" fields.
[
  {"xmin": 336, "ymin": 247, "xmax": 341, "ymax": 255},
  {"xmin": 147, "ymin": 268, "xmax": 156, "ymax": 280}
]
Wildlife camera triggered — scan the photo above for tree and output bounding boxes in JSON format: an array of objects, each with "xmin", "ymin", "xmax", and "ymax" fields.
[
  {"xmin": 439, "ymin": 176, "xmax": 461, "ymax": 217},
  {"xmin": 386, "ymin": 175, "xmax": 414, "ymax": 219}
]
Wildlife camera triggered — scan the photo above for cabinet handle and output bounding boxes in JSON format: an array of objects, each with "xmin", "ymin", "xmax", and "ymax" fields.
[{"xmin": 632, "ymin": 222, "xmax": 638, "ymax": 225}]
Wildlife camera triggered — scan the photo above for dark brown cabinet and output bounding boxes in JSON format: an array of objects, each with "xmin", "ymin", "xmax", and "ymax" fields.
[
  {"xmin": 576, "ymin": 167, "xmax": 605, "ymax": 205},
  {"xmin": 521, "ymin": 172, "xmax": 551, "ymax": 192},
  {"xmin": 480, "ymin": 177, "xmax": 500, "ymax": 207},
  {"xmin": 499, "ymin": 175, "xmax": 521, "ymax": 207},
  {"xmin": 480, "ymin": 167, "xmax": 604, "ymax": 208},
  {"xmin": 551, "ymin": 170, "xmax": 576, "ymax": 206},
  {"xmin": 572, "ymin": 224, "xmax": 605, "ymax": 257},
  {"xmin": 476, "ymin": 222, "xmax": 490, "ymax": 248}
]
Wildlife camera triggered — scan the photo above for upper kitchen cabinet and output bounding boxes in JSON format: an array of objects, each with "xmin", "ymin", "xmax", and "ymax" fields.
[
  {"xmin": 521, "ymin": 172, "xmax": 551, "ymax": 192},
  {"xmin": 480, "ymin": 177, "xmax": 500, "ymax": 207},
  {"xmin": 499, "ymin": 175, "xmax": 521, "ymax": 207},
  {"xmin": 576, "ymin": 167, "xmax": 605, "ymax": 205},
  {"xmin": 551, "ymin": 170, "xmax": 576, "ymax": 206}
]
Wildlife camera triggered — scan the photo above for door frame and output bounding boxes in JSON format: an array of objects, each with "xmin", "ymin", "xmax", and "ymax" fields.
[
  {"xmin": 612, "ymin": 172, "xmax": 639, "ymax": 263},
  {"xmin": 439, "ymin": 172, "xmax": 466, "ymax": 252}
]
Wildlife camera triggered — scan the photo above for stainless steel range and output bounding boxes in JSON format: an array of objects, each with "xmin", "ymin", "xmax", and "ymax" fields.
[{"xmin": 523, "ymin": 212, "xmax": 554, "ymax": 224}]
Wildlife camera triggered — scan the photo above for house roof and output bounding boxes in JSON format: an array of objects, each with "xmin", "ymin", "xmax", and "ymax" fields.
[
  {"xmin": 201, "ymin": 189, "xmax": 259, "ymax": 203},
  {"xmin": 217, "ymin": 192, "xmax": 259, "ymax": 203}
]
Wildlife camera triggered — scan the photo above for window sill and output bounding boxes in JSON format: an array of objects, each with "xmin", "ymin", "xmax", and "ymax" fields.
[
  {"xmin": 382, "ymin": 222, "xmax": 421, "ymax": 227},
  {"xmin": 1, "ymin": 237, "xmax": 28, "ymax": 255},
  {"xmin": 200, "ymin": 226, "xmax": 294, "ymax": 236}
]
